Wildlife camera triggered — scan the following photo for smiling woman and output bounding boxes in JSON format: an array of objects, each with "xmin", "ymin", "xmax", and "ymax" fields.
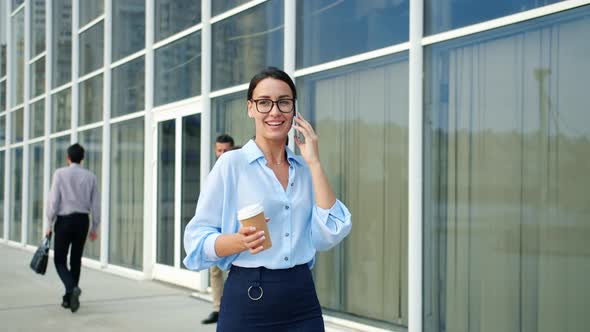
[
  {"xmin": 246, "ymin": 76, "xmax": 296, "ymax": 145},
  {"xmin": 183, "ymin": 67, "xmax": 352, "ymax": 331}
]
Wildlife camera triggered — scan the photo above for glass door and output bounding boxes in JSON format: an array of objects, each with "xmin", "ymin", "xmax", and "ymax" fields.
[{"xmin": 152, "ymin": 103, "xmax": 202, "ymax": 289}]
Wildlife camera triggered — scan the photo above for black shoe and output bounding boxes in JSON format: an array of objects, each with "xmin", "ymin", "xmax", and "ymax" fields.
[
  {"xmin": 201, "ymin": 311, "xmax": 219, "ymax": 324},
  {"xmin": 69, "ymin": 287, "xmax": 82, "ymax": 313},
  {"xmin": 61, "ymin": 294, "xmax": 70, "ymax": 309}
]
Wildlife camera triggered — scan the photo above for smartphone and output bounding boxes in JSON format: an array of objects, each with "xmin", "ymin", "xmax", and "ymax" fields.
[{"xmin": 292, "ymin": 104, "xmax": 305, "ymax": 144}]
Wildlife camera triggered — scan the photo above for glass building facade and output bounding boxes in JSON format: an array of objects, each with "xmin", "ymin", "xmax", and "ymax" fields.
[{"xmin": 1, "ymin": 1, "xmax": 589, "ymax": 331}]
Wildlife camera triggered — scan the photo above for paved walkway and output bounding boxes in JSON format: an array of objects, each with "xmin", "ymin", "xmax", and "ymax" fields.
[
  {"xmin": 0, "ymin": 244, "xmax": 386, "ymax": 332},
  {"xmin": 0, "ymin": 244, "xmax": 216, "ymax": 332}
]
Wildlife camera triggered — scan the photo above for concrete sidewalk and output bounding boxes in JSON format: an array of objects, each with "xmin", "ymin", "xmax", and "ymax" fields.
[
  {"xmin": 0, "ymin": 244, "xmax": 216, "ymax": 332},
  {"xmin": 0, "ymin": 244, "xmax": 385, "ymax": 332}
]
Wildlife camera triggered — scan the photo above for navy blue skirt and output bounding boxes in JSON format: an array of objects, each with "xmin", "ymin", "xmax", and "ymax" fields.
[{"xmin": 217, "ymin": 264, "xmax": 325, "ymax": 332}]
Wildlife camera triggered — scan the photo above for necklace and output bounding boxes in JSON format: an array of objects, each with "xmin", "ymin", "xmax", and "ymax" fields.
[{"xmin": 265, "ymin": 154, "xmax": 286, "ymax": 166}]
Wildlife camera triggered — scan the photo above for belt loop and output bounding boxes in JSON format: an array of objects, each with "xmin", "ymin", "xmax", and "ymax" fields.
[
  {"xmin": 251, "ymin": 267, "xmax": 262, "ymax": 288},
  {"xmin": 247, "ymin": 267, "xmax": 264, "ymax": 301}
]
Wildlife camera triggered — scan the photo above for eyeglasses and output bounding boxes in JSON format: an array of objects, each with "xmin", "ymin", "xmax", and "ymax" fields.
[{"xmin": 250, "ymin": 98, "xmax": 295, "ymax": 113}]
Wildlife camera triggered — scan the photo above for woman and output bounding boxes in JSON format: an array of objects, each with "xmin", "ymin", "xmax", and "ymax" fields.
[{"xmin": 183, "ymin": 67, "xmax": 352, "ymax": 331}]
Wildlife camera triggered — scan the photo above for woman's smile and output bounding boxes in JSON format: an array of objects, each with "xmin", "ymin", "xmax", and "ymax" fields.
[{"xmin": 264, "ymin": 118, "xmax": 287, "ymax": 129}]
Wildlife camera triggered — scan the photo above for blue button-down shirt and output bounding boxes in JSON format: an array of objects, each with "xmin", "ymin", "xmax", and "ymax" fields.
[{"xmin": 183, "ymin": 140, "xmax": 352, "ymax": 271}]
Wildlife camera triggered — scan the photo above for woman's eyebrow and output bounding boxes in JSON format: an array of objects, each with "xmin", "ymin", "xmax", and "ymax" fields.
[{"xmin": 254, "ymin": 94, "xmax": 293, "ymax": 99}]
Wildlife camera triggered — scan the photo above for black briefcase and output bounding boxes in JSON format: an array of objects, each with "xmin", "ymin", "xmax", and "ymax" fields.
[{"xmin": 30, "ymin": 234, "xmax": 52, "ymax": 275}]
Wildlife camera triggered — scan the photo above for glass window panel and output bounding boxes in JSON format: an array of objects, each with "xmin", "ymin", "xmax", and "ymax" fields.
[
  {"xmin": 424, "ymin": 7, "xmax": 590, "ymax": 332},
  {"xmin": 0, "ymin": 47, "xmax": 6, "ymax": 79},
  {"xmin": 79, "ymin": 22, "xmax": 104, "ymax": 76},
  {"xmin": 211, "ymin": 91, "xmax": 252, "ymax": 160},
  {"xmin": 425, "ymin": 0, "xmax": 564, "ymax": 35},
  {"xmin": 297, "ymin": 0, "xmax": 409, "ymax": 69},
  {"xmin": 11, "ymin": 9, "xmax": 24, "ymax": 106},
  {"xmin": 1, "ymin": 0, "xmax": 7, "ymax": 78},
  {"xmin": 156, "ymin": 120, "xmax": 175, "ymax": 266},
  {"xmin": 110, "ymin": 118, "xmax": 144, "ymax": 269},
  {"xmin": 9, "ymin": 147, "xmax": 22, "ymax": 242},
  {"xmin": 112, "ymin": 0, "xmax": 145, "ymax": 61},
  {"xmin": 0, "ymin": 114, "xmax": 5, "ymax": 145},
  {"xmin": 52, "ymin": 88, "xmax": 71, "ymax": 133},
  {"xmin": 1, "ymin": 81, "xmax": 5, "ymax": 111},
  {"xmin": 298, "ymin": 54, "xmax": 409, "ymax": 324},
  {"xmin": 155, "ymin": 0, "xmax": 201, "ymax": 42},
  {"xmin": 11, "ymin": 108, "xmax": 24, "ymax": 143},
  {"xmin": 212, "ymin": 0, "xmax": 250, "ymax": 16},
  {"xmin": 180, "ymin": 113, "xmax": 200, "ymax": 269},
  {"xmin": 50, "ymin": 135, "xmax": 70, "ymax": 181},
  {"xmin": 31, "ymin": 0, "xmax": 46, "ymax": 57},
  {"xmin": 27, "ymin": 142, "xmax": 44, "ymax": 245},
  {"xmin": 154, "ymin": 32, "xmax": 201, "ymax": 106},
  {"xmin": 0, "ymin": 151, "xmax": 4, "ymax": 238},
  {"xmin": 79, "ymin": 74, "xmax": 103, "ymax": 125},
  {"xmin": 12, "ymin": 0, "xmax": 24, "ymax": 9},
  {"xmin": 111, "ymin": 57, "xmax": 144, "ymax": 117},
  {"xmin": 30, "ymin": 99, "xmax": 44, "ymax": 138},
  {"xmin": 30, "ymin": 57, "xmax": 45, "ymax": 98},
  {"xmin": 52, "ymin": 0, "xmax": 72, "ymax": 88},
  {"xmin": 1, "ymin": 36, "xmax": 5, "ymax": 79},
  {"xmin": 212, "ymin": 0, "xmax": 283, "ymax": 90},
  {"xmin": 79, "ymin": 0, "xmax": 103, "ymax": 27},
  {"xmin": 1, "ymin": 48, "xmax": 5, "ymax": 77},
  {"xmin": 78, "ymin": 127, "xmax": 102, "ymax": 260}
]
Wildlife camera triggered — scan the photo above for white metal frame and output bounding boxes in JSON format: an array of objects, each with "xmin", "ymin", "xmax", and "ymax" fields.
[
  {"xmin": 408, "ymin": 1, "xmax": 423, "ymax": 332},
  {"xmin": 144, "ymin": 0, "xmax": 155, "ymax": 280},
  {"xmin": 210, "ymin": 0, "xmax": 270, "ymax": 24},
  {"xmin": 21, "ymin": 0, "xmax": 31, "ymax": 246},
  {"xmin": 100, "ymin": 0, "xmax": 112, "ymax": 268},
  {"xmin": 151, "ymin": 100, "xmax": 203, "ymax": 290},
  {"xmin": 199, "ymin": 0, "xmax": 212, "ymax": 291},
  {"xmin": 71, "ymin": 0, "xmax": 79, "ymax": 143}
]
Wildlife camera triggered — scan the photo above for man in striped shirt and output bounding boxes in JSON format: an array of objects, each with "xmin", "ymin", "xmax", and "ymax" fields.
[{"xmin": 45, "ymin": 143, "xmax": 100, "ymax": 313}]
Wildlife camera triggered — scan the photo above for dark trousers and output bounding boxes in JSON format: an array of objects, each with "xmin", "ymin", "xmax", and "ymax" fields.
[{"xmin": 54, "ymin": 213, "xmax": 89, "ymax": 294}]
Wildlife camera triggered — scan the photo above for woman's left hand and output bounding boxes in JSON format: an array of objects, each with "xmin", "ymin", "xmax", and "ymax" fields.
[{"xmin": 293, "ymin": 113, "xmax": 320, "ymax": 165}]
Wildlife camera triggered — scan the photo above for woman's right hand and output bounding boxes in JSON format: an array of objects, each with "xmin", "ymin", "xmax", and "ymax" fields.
[
  {"xmin": 214, "ymin": 218, "xmax": 270, "ymax": 257},
  {"xmin": 237, "ymin": 218, "xmax": 269, "ymax": 255}
]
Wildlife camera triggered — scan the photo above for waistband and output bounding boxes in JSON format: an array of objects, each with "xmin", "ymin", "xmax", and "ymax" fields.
[
  {"xmin": 229, "ymin": 264, "xmax": 312, "ymax": 301},
  {"xmin": 57, "ymin": 212, "xmax": 89, "ymax": 220},
  {"xmin": 229, "ymin": 264, "xmax": 310, "ymax": 282}
]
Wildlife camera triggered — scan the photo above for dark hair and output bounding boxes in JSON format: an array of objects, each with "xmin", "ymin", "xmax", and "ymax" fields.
[
  {"xmin": 216, "ymin": 134, "xmax": 234, "ymax": 146},
  {"xmin": 247, "ymin": 67, "xmax": 297, "ymax": 100},
  {"xmin": 67, "ymin": 143, "xmax": 85, "ymax": 163}
]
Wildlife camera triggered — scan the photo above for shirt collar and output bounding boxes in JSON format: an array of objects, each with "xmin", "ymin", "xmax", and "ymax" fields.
[
  {"xmin": 69, "ymin": 163, "xmax": 82, "ymax": 168},
  {"xmin": 242, "ymin": 139, "xmax": 302, "ymax": 166}
]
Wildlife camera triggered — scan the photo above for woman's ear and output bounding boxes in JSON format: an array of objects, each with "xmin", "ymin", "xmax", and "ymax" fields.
[{"xmin": 247, "ymin": 100, "xmax": 255, "ymax": 118}]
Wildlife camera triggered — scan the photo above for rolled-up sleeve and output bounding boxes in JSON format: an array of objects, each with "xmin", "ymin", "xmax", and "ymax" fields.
[
  {"xmin": 183, "ymin": 218, "xmax": 222, "ymax": 270},
  {"xmin": 311, "ymin": 199, "xmax": 352, "ymax": 251},
  {"xmin": 183, "ymin": 157, "xmax": 236, "ymax": 271}
]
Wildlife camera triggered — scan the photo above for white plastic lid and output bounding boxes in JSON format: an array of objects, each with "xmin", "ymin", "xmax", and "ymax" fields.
[{"xmin": 237, "ymin": 203, "xmax": 264, "ymax": 220}]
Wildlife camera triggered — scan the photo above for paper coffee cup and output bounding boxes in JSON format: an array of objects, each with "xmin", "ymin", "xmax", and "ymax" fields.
[{"xmin": 237, "ymin": 203, "xmax": 272, "ymax": 251}]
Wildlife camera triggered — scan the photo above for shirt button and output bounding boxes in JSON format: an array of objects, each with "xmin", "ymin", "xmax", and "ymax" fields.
[
  {"xmin": 285, "ymin": 205, "xmax": 290, "ymax": 210},
  {"xmin": 285, "ymin": 233, "xmax": 290, "ymax": 237},
  {"xmin": 290, "ymin": 183, "xmax": 294, "ymax": 187},
  {"xmin": 284, "ymin": 257, "xmax": 289, "ymax": 261}
]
